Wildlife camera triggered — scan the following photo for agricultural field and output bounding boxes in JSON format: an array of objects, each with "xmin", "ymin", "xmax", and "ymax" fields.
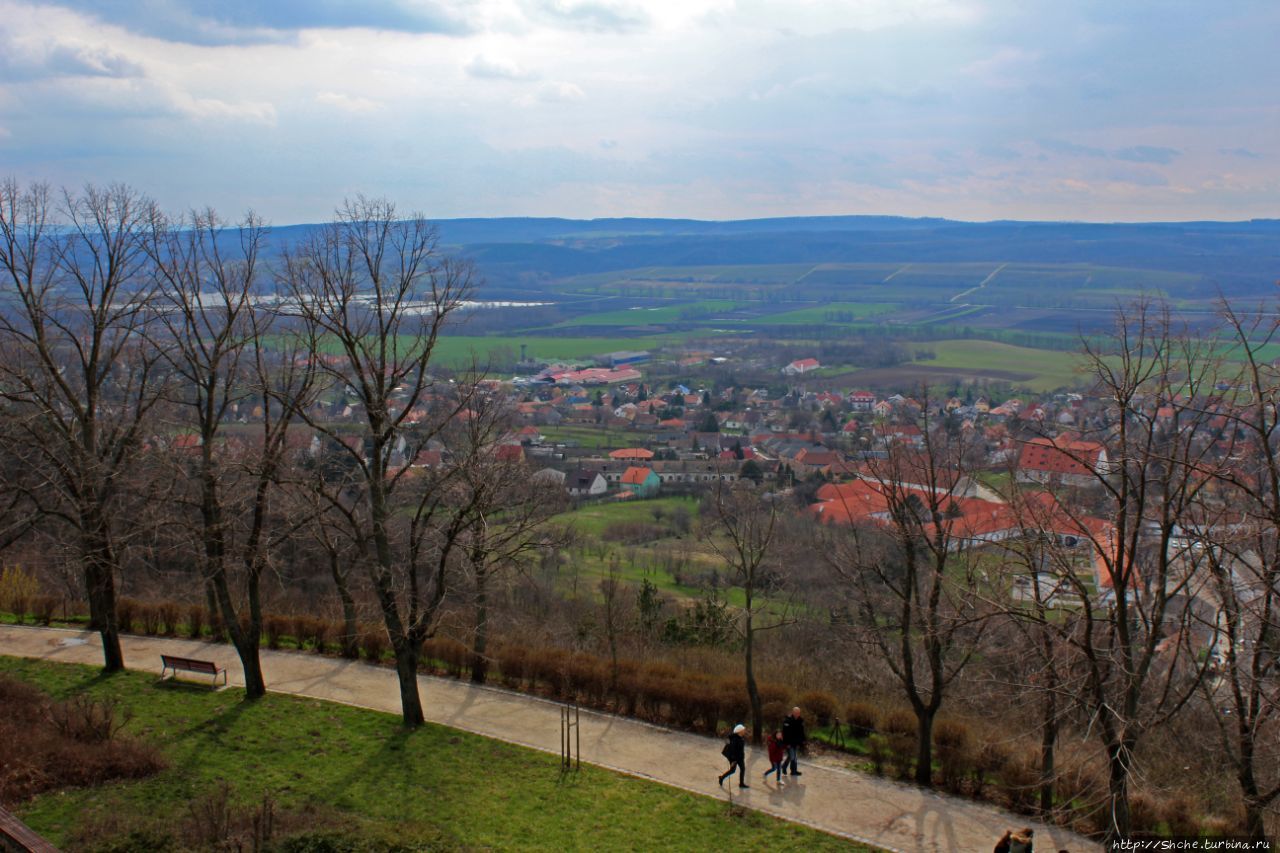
[
  {"xmin": 428, "ymin": 333, "xmax": 705, "ymax": 366},
  {"xmin": 557, "ymin": 299, "xmax": 740, "ymax": 326},
  {"xmin": 554, "ymin": 264, "xmax": 816, "ymax": 293},
  {"xmin": 754, "ymin": 302, "xmax": 898, "ymax": 325},
  {"xmin": 537, "ymin": 425, "xmax": 637, "ymax": 449},
  {"xmin": 911, "ymin": 340, "xmax": 1088, "ymax": 392}
]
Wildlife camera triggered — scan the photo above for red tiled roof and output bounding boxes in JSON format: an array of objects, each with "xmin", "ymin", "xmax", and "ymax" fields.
[
  {"xmin": 621, "ymin": 466, "xmax": 655, "ymax": 485},
  {"xmin": 609, "ymin": 448, "xmax": 654, "ymax": 460},
  {"xmin": 495, "ymin": 444, "xmax": 524, "ymax": 462},
  {"xmin": 1018, "ymin": 436, "xmax": 1104, "ymax": 477}
]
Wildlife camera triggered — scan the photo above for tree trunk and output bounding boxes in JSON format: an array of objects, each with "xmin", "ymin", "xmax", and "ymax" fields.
[
  {"xmin": 393, "ymin": 637, "xmax": 425, "ymax": 727},
  {"xmin": 212, "ymin": 574, "xmax": 266, "ymax": 699},
  {"xmin": 82, "ymin": 519, "xmax": 124, "ymax": 673},
  {"xmin": 329, "ymin": 551, "xmax": 359, "ymax": 658},
  {"xmin": 471, "ymin": 570, "xmax": 489, "ymax": 684},
  {"xmin": 1040, "ymin": 688, "xmax": 1057, "ymax": 814},
  {"xmin": 1238, "ymin": 763, "xmax": 1267, "ymax": 841},
  {"xmin": 233, "ymin": 632, "xmax": 266, "ymax": 698},
  {"xmin": 204, "ymin": 580, "xmax": 223, "ymax": 642},
  {"xmin": 745, "ymin": 617, "xmax": 762, "ymax": 743},
  {"xmin": 330, "ymin": 550, "xmax": 360, "ymax": 655},
  {"xmin": 87, "ymin": 563, "xmax": 123, "ymax": 671},
  {"xmin": 914, "ymin": 705, "xmax": 935, "ymax": 787},
  {"xmin": 1105, "ymin": 740, "xmax": 1133, "ymax": 841}
]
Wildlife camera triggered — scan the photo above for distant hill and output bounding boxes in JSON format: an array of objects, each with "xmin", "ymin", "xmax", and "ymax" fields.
[{"xmin": 261, "ymin": 216, "xmax": 1280, "ymax": 299}]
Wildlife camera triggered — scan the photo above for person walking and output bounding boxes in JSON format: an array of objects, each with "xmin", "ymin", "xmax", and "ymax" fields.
[
  {"xmin": 763, "ymin": 730, "xmax": 786, "ymax": 782},
  {"xmin": 718, "ymin": 723, "xmax": 749, "ymax": 789},
  {"xmin": 780, "ymin": 706, "xmax": 807, "ymax": 776}
]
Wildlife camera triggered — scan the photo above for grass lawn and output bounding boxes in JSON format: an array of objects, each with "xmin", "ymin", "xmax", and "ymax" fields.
[
  {"xmin": 1, "ymin": 657, "xmax": 865, "ymax": 852},
  {"xmin": 537, "ymin": 425, "xmax": 634, "ymax": 449},
  {"xmin": 913, "ymin": 340, "xmax": 1087, "ymax": 392},
  {"xmin": 551, "ymin": 495, "xmax": 700, "ymax": 538}
]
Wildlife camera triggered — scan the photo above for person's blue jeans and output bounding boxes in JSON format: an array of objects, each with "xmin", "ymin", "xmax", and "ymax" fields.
[{"xmin": 783, "ymin": 745, "xmax": 800, "ymax": 774}]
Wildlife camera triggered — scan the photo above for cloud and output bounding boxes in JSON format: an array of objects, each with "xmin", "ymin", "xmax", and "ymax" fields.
[
  {"xmin": 1219, "ymin": 147, "xmax": 1262, "ymax": 160},
  {"xmin": 534, "ymin": 81, "xmax": 586, "ymax": 102},
  {"xmin": 979, "ymin": 145, "xmax": 1022, "ymax": 162},
  {"xmin": 521, "ymin": 0, "xmax": 649, "ymax": 33},
  {"xmin": 1103, "ymin": 165, "xmax": 1169, "ymax": 188},
  {"xmin": 315, "ymin": 91, "xmax": 383, "ymax": 114},
  {"xmin": 51, "ymin": 0, "xmax": 476, "ymax": 45},
  {"xmin": 465, "ymin": 54, "xmax": 538, "ymax": 80},
  {"xmin": 962, "ymin": 47, "xmax": 1038, "ymax": 89},
  {"xmin": 0, "ymin": 35, "xmax": 145, "ymax": 80},
  {"xmin": 1113, "ymin": 145, "xmax": 1180, "ymax": 165},
  {"xmin": 1038, "ymin": 138, "xmax": 1108, "ymax": 159}
]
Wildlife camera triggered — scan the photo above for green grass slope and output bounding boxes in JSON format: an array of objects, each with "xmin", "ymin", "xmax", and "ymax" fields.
[{"xmin": 2, "ymin": 657, "xmax": 864, "ymax": 852}]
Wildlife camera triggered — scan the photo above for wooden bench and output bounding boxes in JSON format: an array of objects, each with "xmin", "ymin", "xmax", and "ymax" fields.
[{"xmin": 160, "ymin": 653, "xmax": 227, "ymax": 687}]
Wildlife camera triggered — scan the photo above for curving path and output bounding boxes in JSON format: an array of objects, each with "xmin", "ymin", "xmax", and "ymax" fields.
[{"xmin": 0, "ymin": 625, "xmax": 1097, "ymax": 853}]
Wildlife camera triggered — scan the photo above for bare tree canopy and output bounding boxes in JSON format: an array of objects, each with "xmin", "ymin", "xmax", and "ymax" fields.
[{"xmin": 0, "ymin": 180, "xmax": 166, "ymax": 672}]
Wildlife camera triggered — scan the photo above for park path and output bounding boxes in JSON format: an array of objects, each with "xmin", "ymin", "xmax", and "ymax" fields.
[{"xmin": 0, "ymin": 625, "xmax": 1096, "ymax": 853}]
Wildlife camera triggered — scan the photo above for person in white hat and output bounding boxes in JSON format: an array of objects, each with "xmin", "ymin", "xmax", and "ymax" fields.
[{"xmin": 717, "ymin": 723, "xmax": 749, "ymax": 789}]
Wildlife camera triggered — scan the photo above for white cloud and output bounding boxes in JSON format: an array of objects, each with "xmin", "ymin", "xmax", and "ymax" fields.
[
  {"xmin": 315, "ymin": 91, "xmax": 384, "ymax": 113},
  {"xmin": 465, "ymin": 54, "xmax": 538, "ymax": 80},
  {"xmin": 521, "ymin": 0, "xmax": 650, "ymax": 33},
  {"xmin": 531, "ymin": 80, "xmax": 585, "ymax": 103}
]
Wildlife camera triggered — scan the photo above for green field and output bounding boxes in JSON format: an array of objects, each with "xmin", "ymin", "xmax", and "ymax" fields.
[
  {"xmin": 914, "ymin": 340, "xmax": 1088, "ymax": 391},
  {"xmin": 2, "ymin": 657, "xmax": 861, "ymax": 852},
  {"xmin": 558, "ymin": 300, "xmax": 740, "ymax": 326},
  {"xmin": 552, "ymin": 495, "xmax": 700, "ymax": 538},
  {"xmin": 424, "ymin": 333, "xmax": 706, "ymax": 366},
  {"xmin": 538, "ymin": 425, "xmax": 635, "ymax": 449},
  {"xmin": 557, "ymin": 265, "xmax": 814, "ymax": 291},
  {"xmin": 754, "ymin": 302, "xmax": 897, "ymax": 325}
]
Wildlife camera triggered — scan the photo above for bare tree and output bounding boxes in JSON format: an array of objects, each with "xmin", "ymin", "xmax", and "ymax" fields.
[
  {"xmin": 707, "ymin": 480, "xmax": 786, "ymax": 744},
  {"xmin": 823, "ymin": 415, "xmax": 991, "ymax": 787},
  {"xmin": 0, "ymin": 181, "xmax": 165, "ymax": 672},
  {"xmin": 281, "ymin": 197, "xmax": 475, "ymax": 726},
  {"xmin": 148, "ymin": 207, "xmax": 316, "ymax": 698},
  {"xmin": 1192, "ymin": 303, "xmax": 1280, "ymax": 840},
  {"xmin": 993, "ymin": 487, "xmax": 1090, "ymax": 816},
  {"xmin": 1005, "ymin": 303, "xmax": 1223, "ymax": 840},
  {"xmin": 457, "ymin": 449, "xmax": 567, "ymax": 685}
]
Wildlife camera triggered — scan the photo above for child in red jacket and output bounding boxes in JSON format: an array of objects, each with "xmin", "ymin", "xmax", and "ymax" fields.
[{"xmin": 763, "ymin": 731, "xmax": 786, "ymax": 781}]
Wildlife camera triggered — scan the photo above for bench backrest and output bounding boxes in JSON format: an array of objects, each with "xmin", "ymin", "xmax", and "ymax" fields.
[{"xmin": 161, "ymin": 654, "xmax": 219, "ymax": 674}]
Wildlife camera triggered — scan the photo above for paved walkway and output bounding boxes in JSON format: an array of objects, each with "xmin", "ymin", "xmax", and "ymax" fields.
[{"xmin": 0, "ymin": 625, "xmax": 1096, "ymax": 852}]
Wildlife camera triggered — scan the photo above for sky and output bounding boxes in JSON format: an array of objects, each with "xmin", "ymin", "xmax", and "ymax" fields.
[{"xmin": 1, "ymin": 0, "xmax": 1276, "ymax": 224}]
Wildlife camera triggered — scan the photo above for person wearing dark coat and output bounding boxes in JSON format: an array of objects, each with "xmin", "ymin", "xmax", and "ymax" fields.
[
  {"xmin": 717, "ymin": 724, "xmax": 749, "ymax": 789},
  {"xmin": 780, "ymin": 706, "xmax": 807, "ymax": 776}
]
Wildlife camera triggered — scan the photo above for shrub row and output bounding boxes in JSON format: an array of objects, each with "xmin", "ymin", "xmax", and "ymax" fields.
[
  {"xmin": 491, "ymin": 645, "xmax": 800, "ymax": 734},
  {"xmin": 116, "ymin": 598, "xmax": 184, "ymax": 637}
]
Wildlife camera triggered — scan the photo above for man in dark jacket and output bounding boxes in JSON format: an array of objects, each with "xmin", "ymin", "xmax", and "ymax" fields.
[
  {"xmin": 780, "ymin": 706, "xmax": 806, "ymax": 776},
  {"xmin": 717, "ymin": 723, "xmax": 749, "ymax": 789}
]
